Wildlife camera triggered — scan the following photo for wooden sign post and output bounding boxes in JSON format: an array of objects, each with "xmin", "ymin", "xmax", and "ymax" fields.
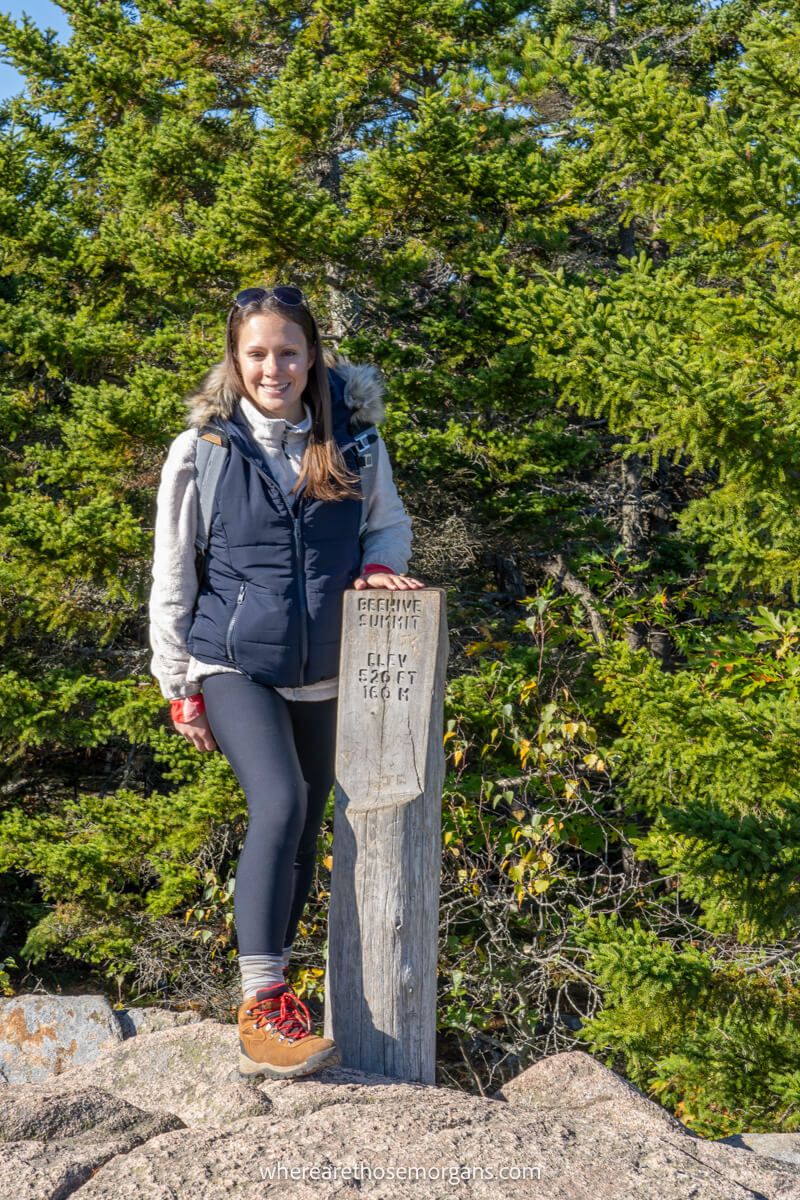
[{"xmin": 324, "ymin": 588, "xmax": 448, "ymax": 1084}]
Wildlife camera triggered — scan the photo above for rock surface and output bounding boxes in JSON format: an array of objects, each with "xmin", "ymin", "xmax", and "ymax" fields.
[
  {"xmin": 55, "ymin": 1020, "xmax": 272, "ymax": 1128},
  {"xmin": 719, "ymin": 1133, "xmax": 800, "ymax": 1167},
  {"xmin": 494, "ymin": 1048, "xmax": 686, "ymax": 1134},
  {"xmin": 0, "ymin": 1082, "xmax": 184, "ymax": 1200},
  {"xmin": 0, "ymin": 995, "xmax": 123, "ymax": 1083},
  {"xmin": 2, "ymin": 1011, "xmax": 800, "ymax": 1199},
  {"xmin": 113, "ymin": 1005, "xmax": 204, "ymax": 1038}
]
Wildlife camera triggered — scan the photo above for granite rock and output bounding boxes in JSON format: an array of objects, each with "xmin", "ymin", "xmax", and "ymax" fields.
[
  {"xmin": 3, "ymin": 1005, "xmax": 800, "ymax": 1199},
  {"xmin": 0, "ymin": 1080, "xmax": 183, "ymax": 1199},
  {"xmin": 113, "ymin": 1007, "xmax": 204, "ymax": 1039},
  {"xmin": 0, "ymin": 995, "xmax": 122, "ymax": 1084},
  {"xmin": 718, "ymin": 1133, "xmax": 800, "ymax": 1168}
]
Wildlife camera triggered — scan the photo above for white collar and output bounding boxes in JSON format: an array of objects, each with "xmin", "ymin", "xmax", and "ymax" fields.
[{"xmin": 238, "ymin": 395, "xmax": 312, "ymax": 442}]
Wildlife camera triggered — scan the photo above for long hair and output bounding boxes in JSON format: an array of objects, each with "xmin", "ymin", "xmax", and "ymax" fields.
[{"xmin": 223, "ymin": 292, "xmax": 362, "ymax": 503}]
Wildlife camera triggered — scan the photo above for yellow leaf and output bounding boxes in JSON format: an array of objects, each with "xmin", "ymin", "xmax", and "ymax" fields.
[
  {"xmin": 323, "ymin": 855, "xmax": 333, "ymax": 871},
  {"xmin": 443, "ymin": 731, "xmax": 456, "ymax": 744},
  {"xmin": 454, "ymin": 749, "xmax": 464, "ymax": 767},
  {"xmin": 465, "ymin": 640, "xmax": 490, "ymax": 656}
]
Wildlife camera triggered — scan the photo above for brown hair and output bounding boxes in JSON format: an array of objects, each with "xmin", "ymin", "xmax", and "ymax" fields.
[{"xmin": 224, "ymin": 293, "xmax": 362, "ymax": 503}]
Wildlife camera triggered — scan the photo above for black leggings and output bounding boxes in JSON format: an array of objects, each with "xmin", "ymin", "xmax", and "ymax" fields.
[{"xmin": 203, "ymin": 673, "xmax": 337, "ymax": 956}]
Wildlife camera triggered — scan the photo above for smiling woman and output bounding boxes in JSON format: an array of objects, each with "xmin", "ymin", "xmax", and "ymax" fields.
[
  {"xmin": 148, "ymin": 283, "xmax": 424, "ymax": 1082},
  {"xmin": 217, "ymin": 287, "xmax": 376, "ymax": 505},
  {"xmin": 237, "ymin": 312, "xmax": 314, "ymax": 426}
]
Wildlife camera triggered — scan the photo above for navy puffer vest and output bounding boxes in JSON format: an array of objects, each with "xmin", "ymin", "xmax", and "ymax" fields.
[{"xmin": 186, "ymin": 369, "xmax": 363, "ymax": 687}]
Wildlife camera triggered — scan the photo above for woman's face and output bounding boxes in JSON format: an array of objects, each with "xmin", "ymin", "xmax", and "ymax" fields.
[{"xmin": 235, "ymin": 310, "xmax": 315, "ymax": 425}]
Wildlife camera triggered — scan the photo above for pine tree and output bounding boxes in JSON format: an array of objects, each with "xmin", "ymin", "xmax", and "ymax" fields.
[{"xmin": 2, "ymin": 0, "xmax": 800, "ymax": 1133}]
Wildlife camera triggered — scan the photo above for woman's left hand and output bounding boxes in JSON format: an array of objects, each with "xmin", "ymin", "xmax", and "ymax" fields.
[{"xmin": 352, "ymin": 572, "xmax": 426, "ymax": 590}]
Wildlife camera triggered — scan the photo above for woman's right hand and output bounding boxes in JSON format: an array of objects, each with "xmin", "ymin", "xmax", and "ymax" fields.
[{"xmin": 173, "ymin": 712, "xmax": 218, "ymax": 752}]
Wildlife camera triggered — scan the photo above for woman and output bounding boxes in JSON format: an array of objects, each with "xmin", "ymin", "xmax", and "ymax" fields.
[{"xmin": 148, "ymin": 285, "xmax": 424, "ymax": 1079}]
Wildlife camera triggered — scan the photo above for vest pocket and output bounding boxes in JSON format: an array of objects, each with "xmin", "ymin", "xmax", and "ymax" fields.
[{"xmin": 225, "ymin": 582, "xmax": 247, "ymax": 661}]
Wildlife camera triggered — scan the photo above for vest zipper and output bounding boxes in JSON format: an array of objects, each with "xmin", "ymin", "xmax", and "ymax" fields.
[
  {"xmin": 217, "ymin": 425, "xmax": 311, "ymax": 685},
  {"xmin": 292, "ymin": 513, "xmax": 308, "ymax": 685},
  {"xmin": 225, "ymin": 582, "xmax": 246, "ymax": 661}
]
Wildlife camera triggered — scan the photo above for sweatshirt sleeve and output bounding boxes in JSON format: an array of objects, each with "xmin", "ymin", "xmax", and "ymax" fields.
[
  {"xmin": 148, "ymin": 429, "xmax": 202, "ymax": 700},
  {"xmin": 359, "ymin": 434, "xmax": 413, "ymax": 575}
]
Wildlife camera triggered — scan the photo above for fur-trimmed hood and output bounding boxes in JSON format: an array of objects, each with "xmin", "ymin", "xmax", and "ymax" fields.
[{"xmin": 184, "ymin": 350, "xmax": 386, "ymax": 431}]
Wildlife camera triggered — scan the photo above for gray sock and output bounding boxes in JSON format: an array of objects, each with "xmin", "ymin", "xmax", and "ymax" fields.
[{"xmin": 239, "ymin": 953, "xmax": 285, "ymax": 1000}]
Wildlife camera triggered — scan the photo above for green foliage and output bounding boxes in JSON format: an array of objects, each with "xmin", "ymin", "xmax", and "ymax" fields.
[
  {"xmin": 2, "ymin": 0, "xmax": 800, "ymax": 1130},
  {"xmin": 0, "ymin": 659, "xmax": 248, "ymax": 991},
  {"xmin": 596, "ymin": 608, "xmax": 800, "ymax": 938},
  {"xmin": 435, "ymin": 607, "xmax": 629, "ymax": 1078},
  {"xmin": 0, "ymin": 957, "xmax": 16, "ymax": 996},
  {"xmin": 575, "ymin": 916, "xmax": 800, "ymax": 1137}
]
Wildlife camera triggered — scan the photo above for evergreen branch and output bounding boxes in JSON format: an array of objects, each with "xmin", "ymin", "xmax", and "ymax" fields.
[{"xmin": 542, "ymin": 554, "xmax": 608, "ymax": 647}]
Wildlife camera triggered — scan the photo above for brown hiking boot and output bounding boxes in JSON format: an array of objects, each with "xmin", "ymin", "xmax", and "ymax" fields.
[{"xmin": 237, "ymin": 982, "xmax": 340, "ymax": 1079}]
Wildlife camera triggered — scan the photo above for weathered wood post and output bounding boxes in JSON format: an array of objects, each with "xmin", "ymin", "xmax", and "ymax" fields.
[{"xmin": 324, "ymin": 587, "xmax": 448, "ymax": 1083}]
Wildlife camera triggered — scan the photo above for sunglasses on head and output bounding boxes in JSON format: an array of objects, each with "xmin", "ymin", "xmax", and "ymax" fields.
[{"xmin": 233, "ymin": 286, "xmax": 305, "ymax": 308}]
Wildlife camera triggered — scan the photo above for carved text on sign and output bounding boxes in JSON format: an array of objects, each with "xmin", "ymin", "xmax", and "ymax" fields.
[
  {"xmin": 357, "ymin": 594, "xmax": 422, "ymax": 631},
  {"xmin": 358, "ymin": 651, "xmax": 417, "ymax": 701}
]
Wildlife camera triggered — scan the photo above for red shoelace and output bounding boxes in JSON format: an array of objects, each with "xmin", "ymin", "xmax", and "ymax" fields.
[{"xmin": 249, "ymin": 990, "xmax": 312, "ymax": 1040}]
